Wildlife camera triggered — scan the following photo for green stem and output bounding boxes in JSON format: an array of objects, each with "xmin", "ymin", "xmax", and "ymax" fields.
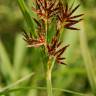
[
  {"xmin": 47, "ymin": 69, "xmax": 53, "ymax": 96},
  {"xmin": 45, "ymin": 19, "xmax": 48, "ymax": 47},
  {"xmin": 46, "ymin": 57, "xmax": 55, "ymax": 96}
]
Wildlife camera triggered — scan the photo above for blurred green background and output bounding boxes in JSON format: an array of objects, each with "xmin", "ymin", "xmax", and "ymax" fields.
[{"xmin": 0, "ymin": 0, "xmax": 96, "ymax": 96}]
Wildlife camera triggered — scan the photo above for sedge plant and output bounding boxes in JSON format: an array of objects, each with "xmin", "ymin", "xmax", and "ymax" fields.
[{"xmin": 22, "ymin": 0, "xmax": 83, "ymax": 96}]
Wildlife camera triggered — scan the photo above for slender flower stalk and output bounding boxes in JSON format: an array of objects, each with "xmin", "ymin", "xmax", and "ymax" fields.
[
  {"xmin": 45, "ymin": 19, "xmax": 48, "ymax": 48},
  {"xmin": 45, "ymin": 13, "xmax": 53, "ymax": 95},
  {"xmin": 46, "ymin": 57, "xmax": 55, "ymax": 96}
]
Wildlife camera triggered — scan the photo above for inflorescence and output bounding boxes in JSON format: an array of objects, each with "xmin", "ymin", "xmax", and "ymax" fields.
[{"xmin": 23, "ymin": 0, "xmax": 83, "ymax": 65}]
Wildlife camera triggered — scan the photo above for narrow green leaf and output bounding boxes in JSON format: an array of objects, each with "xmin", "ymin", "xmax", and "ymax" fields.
[
  {"xmin": 80, "ymin": 21, "xmax": 96, "ymax": 95},
  {"xmin": 0, "ymin": 72, "xmax": 34, "ymax": 93},
  {"xmin": 0, "ymin": 87, "xmax": 87, "ymax": 96},
  {"xmin": 17, "ymin": 0, "xmax": 36, "ymax": 37},
  {"xmin": 0, "ymin": 41, "xmax": 16, "ymax": 81},
  {"xmin": 13, "ymin": 34, "xmax": 27, "ymax": 76}
]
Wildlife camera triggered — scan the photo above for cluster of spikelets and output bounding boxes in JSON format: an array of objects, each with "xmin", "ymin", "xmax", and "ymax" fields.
[{"xmin": 23, "ymin": 0, "xmax": 83, "ymax": 65}]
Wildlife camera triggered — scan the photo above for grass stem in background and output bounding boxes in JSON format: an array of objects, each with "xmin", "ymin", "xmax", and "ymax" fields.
[
  {"xmin": 80, "ymin": 21, "xmax": 96, "ymax": 96},
  {"xmin": 0, "ymin": 41, "xmax": 16, "ymax": 82},
  {"xmin": 0, "ymin": 73, "xmax": 34, "ymax": 94},
  {"xmin": 0, "ymin": 87, "xmax": 87, "ymax": 96}
]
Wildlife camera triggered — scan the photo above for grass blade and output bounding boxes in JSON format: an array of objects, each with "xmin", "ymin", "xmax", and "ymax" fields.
[
  {"xmin": 13, "ymin": 34, "xmax": 27, "ymax": 76},
  {"xmin": 0, "ymin": 41, "xmax": 16, "ymax": 81},
  {"xmin": 0, "ymin": 72, "xmax": 34, "ymax": 93},
  {"xmin": 17, "ymin": 0, "xmax": 36, "ymax": 37},
  {"xmin": 80, "ymin": 21, "xmax": 96, "ymax": 95},
  {"xmin": 0, "ymin": 87, "xmax": 88, "ymax": 96}
]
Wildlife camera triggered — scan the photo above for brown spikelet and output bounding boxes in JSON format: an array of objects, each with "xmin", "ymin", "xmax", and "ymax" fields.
[
  {"xmin": 32, "ymin": 0, "xmax": 59, "ymax": 21},
  {"xmin": 57, "ymin": 2, "xmax": 83, "ymax": 30},
  {"xmin": 23, "ymin": 31, "xmax": 45, "ymax": 47},
  {"xmin": 47, "ymin": 36, "xmax": 69, "ymax": 64}
]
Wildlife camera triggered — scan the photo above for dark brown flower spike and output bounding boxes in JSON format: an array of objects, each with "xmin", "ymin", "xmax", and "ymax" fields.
[
  {"xmin": 55, "ymin": 45, "xmax": 69, "ymax": 65},
  {"xmin": 23, "ymin": 31, "xmax": 45, "ymax": 47},
  {"xmin": 47, "ymin": 36, "xmax": 69, "ymax": 65},
  {"xmin": 32, "ymin": 0, "xmax": 59, "ymax": 21},
  {"xmin": 57, "ymin": 2, "xmax": 83, "ymax": 30}
]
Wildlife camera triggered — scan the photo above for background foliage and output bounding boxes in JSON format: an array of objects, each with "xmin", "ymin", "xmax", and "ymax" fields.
[{"xmin": 0, "ymin": 0, "xmax": 96, "ymax": 96}]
